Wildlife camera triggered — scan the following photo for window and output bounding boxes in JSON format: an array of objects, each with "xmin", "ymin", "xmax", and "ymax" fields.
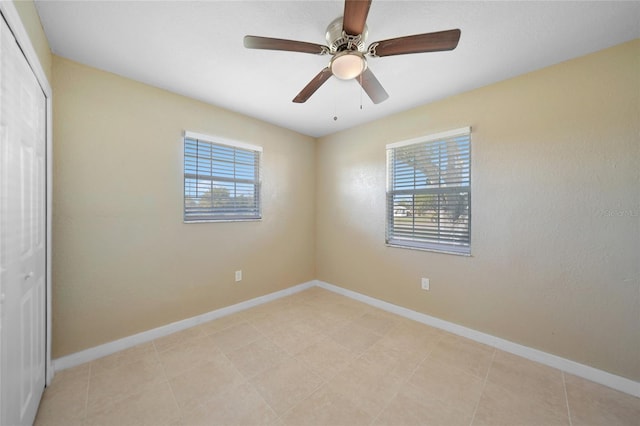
[
  {"xmin": 386, "ymin": 127, "xmax": 471, "ymax": 255},
  {"xmin": 183, "ymin": 131, "xmax": 262, "ymax": 222}
]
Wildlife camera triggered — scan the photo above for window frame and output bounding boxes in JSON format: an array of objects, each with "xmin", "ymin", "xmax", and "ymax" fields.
[
  {"xmin": 183, "ymin": 131, "xmax": 262, "ymax": 223},
  {"xmin": 385, "ymin": 127, "xmax": 471, "ymax": 256}
]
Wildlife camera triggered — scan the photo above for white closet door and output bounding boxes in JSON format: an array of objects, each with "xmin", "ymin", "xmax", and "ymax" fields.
[{"xmin": 0, "ymin": 15, "xmax": 47, "ymax": 426}]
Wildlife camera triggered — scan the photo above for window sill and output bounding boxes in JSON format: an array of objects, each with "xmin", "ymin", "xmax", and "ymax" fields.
[
  {"xmin": 184, "ymin": 218, "xmax": 262, "ymax": 224},
  {"xmin": 385, "ymin": 241, "xmax": 471, "ymax": 257}
]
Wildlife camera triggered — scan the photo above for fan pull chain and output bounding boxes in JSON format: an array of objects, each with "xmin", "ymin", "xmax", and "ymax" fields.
[{"xmin": 333, "ymin": 82, "xmax": 338, "ymax": 121}]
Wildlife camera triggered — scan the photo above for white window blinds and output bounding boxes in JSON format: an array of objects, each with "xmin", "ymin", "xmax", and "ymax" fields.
[
  {"xmin": 184, "ymin": 132, "xmax": 262, "ymax": 222},
  {"xmin": 386, "ymin": 127, "xmax": 471, "ymax": 254}
]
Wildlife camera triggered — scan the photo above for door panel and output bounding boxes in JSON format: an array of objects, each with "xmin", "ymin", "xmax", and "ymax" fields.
[{"xmin": 0, "ymin": 15, "xmax": 47, "ymax": 426}]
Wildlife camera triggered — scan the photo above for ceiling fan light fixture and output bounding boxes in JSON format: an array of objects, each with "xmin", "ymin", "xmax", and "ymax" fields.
[{"xmin": 330, "ymin": 51, "xmax": 366, "ymax": 80}]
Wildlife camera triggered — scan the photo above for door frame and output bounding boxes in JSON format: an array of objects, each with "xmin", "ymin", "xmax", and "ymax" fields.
[{"xmin": 0, "ymin": 1, "xmax": 53, "ymax": 387}]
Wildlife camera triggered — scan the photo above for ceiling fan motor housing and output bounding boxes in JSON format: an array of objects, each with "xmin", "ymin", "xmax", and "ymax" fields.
[{"xmin": 325, "ymin": 16, "xmax": 368, "ymax": 53}]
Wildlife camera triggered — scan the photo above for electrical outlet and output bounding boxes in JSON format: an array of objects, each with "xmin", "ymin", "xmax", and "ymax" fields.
[
  {"xmin": 235, "ymin": 270, "xmax": 242, "ymax": 282},
  {"xmin": 421, "ymin": 277, "xmax": 430, "ymax": 291}
]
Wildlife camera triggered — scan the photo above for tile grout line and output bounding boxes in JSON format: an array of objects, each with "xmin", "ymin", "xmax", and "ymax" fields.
[
  {"xmin": 247, "ymin": 315, "xmax": 315, "ymax": 360},
  {"xmin": 274, "ymin": 292, "xmax": 387, "ymax": 423},
  {"xmin": 216, "ymin": 340, "xmax": 256, "ymax": 387},
  {"xmin": 368, "ymin": 328, "xmax": 446, "ymax": 425},
  {"xmin": 151, "ymin": 339, "xmax": 183, "ymax": 423},
  {"xmin": 239, "ymin": 293, "xmax": 328, "ymax": 424},
  {"xmin": 191, "ymin": 330, "xmax": 263, "ymax": 418},
  {"xmin": 468, "ymin": 347, "xmax": 496, "ymax": 426},
  {"xmin": 83, "ymin": 362, "xmax": 92, "ymax": 424},
  {"xmin": 181, "ymin": 332, "xmax": 263, "ymax": 423},
  {"xmin": 215, "ymin": 345, "xmax": 268, "ymax": 414},
  {"xmin": 368, "ymin": 346, "xmax": 438, "ymax": 425},
  {"xmin": 273, "ymin": 327, "xmax": 362, "ymax": 422},
  {"xmin": 242, "ymin": 317, "xmax": 292, "ymax": 357},
  {"xmin": 280, "ymin": 294, "xmax": 343, "ymax": 423},
  {"xmin": 562, "ymin": 371, "xmax": 574, "ymax": 426},
  {"xmin": 276, "ymin": 378, "xmax": 328, "ymax": 424}
]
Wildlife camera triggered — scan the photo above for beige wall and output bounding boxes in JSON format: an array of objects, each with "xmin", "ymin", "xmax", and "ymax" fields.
[
  {"xmin": 52, "ymin": 56, "xmax": 316, "ymax": 357},
  {"xmin": 316, "ymin": 40, "xmax": 640, "ymax": 381},
  {"xmin": 12, "ymin": 0, "xmax": 52, "ymax": 82},
  {"xmin": 50, "ymin": 33, "xmax": 639, "ymax": 382}
]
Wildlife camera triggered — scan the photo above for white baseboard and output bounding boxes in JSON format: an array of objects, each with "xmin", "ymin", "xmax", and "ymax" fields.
[
  {"xmin": 315, "ymin": 280, "xmax": 640, "ymax": 398},
  {"xmin": 52, "ymin": 281, "xmax": 315, "ymax": 372},
  {"xmin": 53, "ymin": 279, "xmax": 639, "ymax": 398}
]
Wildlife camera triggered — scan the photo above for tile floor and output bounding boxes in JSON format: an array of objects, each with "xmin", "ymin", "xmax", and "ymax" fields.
[{"xmin": 35, "ymin": 287, "xmax": 640, "ymax": 426}]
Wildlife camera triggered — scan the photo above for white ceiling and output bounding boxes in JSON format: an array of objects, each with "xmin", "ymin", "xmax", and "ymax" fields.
[{"xmin": 35, "ymin": 1, "xmax": 640, "ymax": 138}]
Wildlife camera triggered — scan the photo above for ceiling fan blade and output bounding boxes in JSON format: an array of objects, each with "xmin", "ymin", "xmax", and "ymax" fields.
[
  {"xmin": 293, "ymin": 67, "xmax": 333, "ymax": 103},
  {"xmin": 343, "ymin": 0, "xmax": 372, "ymax": 35},
  {"xmin": 244, "ymin": 35, "xmax": 328, "ymax": 55},
  {"xmin": 357, "ymin": 68, "xmax": 389, "ymax": 104},
  {"xmin": 368, "ymin": 29, "xmax": 461, "ymax": 57}
]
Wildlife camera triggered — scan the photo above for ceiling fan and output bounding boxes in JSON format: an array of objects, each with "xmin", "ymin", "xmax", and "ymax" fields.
[{"xmin": 243, "ymin": 0, "xmax": 461, "ymax": 105}]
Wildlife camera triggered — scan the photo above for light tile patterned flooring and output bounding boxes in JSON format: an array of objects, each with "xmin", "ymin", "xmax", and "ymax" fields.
[{"xmin": 35, "ymin": 287, "xmax": 639, "ymax": 426}]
